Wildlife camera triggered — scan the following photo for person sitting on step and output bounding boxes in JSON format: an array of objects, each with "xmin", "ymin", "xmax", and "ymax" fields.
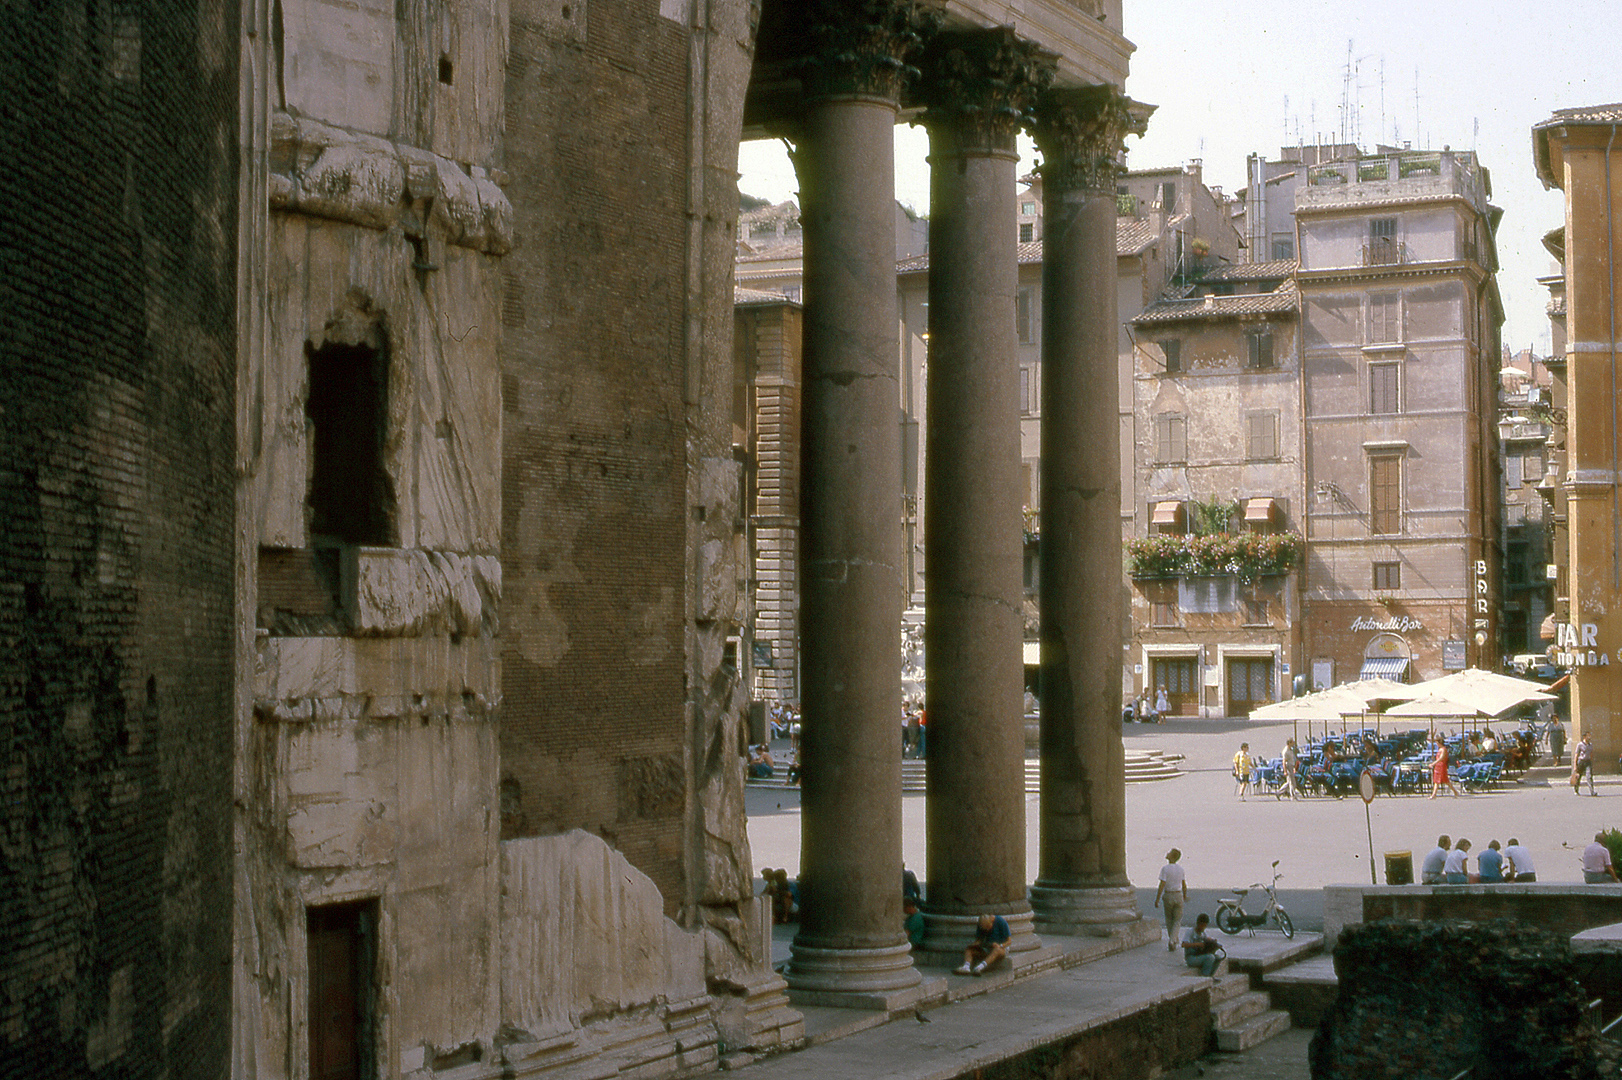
[{"xmin": 955, "ymin": 913, "xmax": 1010, "ymax": 976}]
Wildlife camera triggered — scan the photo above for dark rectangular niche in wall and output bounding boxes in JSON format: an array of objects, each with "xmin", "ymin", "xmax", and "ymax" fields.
[
  {"xmin": 306, "ymin": 339, "xmax": 395, "ymax": 547},
  {"xmin": 307, "ymin": 899, "xmax": 379, "ymax": 1080}
]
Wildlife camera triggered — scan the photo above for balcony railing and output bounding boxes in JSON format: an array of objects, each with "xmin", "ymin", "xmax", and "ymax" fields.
[{"xmin": 1363, "ymin": 238, "xmax": 1407, "ymax": 266}]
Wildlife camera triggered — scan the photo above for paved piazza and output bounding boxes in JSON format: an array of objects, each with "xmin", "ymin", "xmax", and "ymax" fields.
[{"xmin": 747, "ymin": 715, "xmax": 1620, "ymax": 934}]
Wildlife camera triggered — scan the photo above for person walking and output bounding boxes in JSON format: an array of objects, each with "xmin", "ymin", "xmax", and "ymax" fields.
[
  {"xmin": 1154, "ymin": 849, "xmax": 1188, "ymax": 952},
  {"xmin": 1233, "ymin": 743, "xmax": 1253, "ymax": 800},
  {"xmin": 1281, "ymin": 738, "xmax": 1301, "ymax": 800},
  {"xmin": 1428, "ymin": 740, "xmax": 1460, "ymax": 798},
  {"xmin": 1573, "ymin": 732, "xmax": 1596, "ymax": 795}
]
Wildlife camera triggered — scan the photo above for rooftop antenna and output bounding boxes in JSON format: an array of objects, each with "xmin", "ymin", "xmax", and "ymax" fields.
[
  {"xmin": 1283, "ymin": 94, "xmax": 1290, "ymax": 146},
  {"xmin": 1414, "ymin": 67, "xmax": 1422, "ymax": 150},
  {"xmin": 1340, "ymin": 40, "xmax": 1353, "ymax": 148},
  {"xmin": 1379, "ymin": 57, "xmax": 1386, "ymax": 148}
]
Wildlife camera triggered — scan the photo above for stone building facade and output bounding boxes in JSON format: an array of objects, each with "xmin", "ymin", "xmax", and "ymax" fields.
[
  {"xmin": 1534, "ymin": 105, "xmax": 1622, "ymax": 771},
  {"xmin": 1127, "ymin": 262, "xmax": 1304, "ymax": 716},
  {"xmin": 9, "ymin": 1, "xmax": 1151, "ymax": 1078},
  {"xmin": 1295, "ymin": 149, "xmax": 1504, "ymax": 688}
]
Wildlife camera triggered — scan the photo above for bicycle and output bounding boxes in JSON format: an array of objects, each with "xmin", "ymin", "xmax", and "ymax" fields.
[{"xmin": 1215, "ymin": 860, "xmax": 1294, "ymax": 939}]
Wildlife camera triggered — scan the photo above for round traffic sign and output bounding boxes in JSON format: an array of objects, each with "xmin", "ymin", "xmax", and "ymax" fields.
[{"xmin": 1359, "ymin": 768, "xmax": 1376, "ymax": 804}]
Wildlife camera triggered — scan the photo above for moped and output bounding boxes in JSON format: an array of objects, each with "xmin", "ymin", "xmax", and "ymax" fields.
[{"xmin": 1215, "ymin": 860, "xmax": 1294, "ymax": 939}]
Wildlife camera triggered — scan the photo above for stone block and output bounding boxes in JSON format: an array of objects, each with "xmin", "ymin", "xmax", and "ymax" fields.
[{"xmin": 262, "ymin": 636, "xmax": 351, "ymax": 701}]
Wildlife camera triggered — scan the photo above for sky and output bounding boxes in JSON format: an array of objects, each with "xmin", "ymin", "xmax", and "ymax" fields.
[{"xmin": 736, "ymin": 1, "xmax": 1622, "ymax": 356}]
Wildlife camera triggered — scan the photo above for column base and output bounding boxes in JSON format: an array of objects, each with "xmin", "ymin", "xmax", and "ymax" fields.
[
  {"xmin": 1030, "ymin": 883, "xmax": 1144, "ymax": 937},
  {"xmin": 783, "ymin": 939, "xmax": 922, "ymax": 1010},
  {"xmin": 912, "ymin": 907, "xmax": 1054, "ymax": 971}
]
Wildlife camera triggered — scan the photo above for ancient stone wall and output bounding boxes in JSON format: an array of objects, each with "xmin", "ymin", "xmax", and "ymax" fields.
[
  {"xmin": 1311, "ymin": 920, "xmax": 1599, "ymax": 1080},
  {"xmin": 498, "ymin": 0, "xmax": 760, "ymax": 934},
  {"xmin": 0, "ymin": 0, "xmax": 240, "ymax": 1073}
]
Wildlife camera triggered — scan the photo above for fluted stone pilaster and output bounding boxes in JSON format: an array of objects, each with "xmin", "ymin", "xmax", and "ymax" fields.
[{"xmin": 1029, "ymin": 85, "xmax": 1153, "ymax": 937}]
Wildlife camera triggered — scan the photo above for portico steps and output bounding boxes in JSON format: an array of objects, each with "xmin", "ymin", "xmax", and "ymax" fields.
[
  {"xmin": 1207, "ymin": 970, "xmax": 1293, "ymax": 1052},
  {"xmin": 747, "ymin": 751, "xmax": 1181, "ymax": 792}
]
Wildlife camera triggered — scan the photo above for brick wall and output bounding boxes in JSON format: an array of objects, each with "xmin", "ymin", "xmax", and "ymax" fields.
[
  {"xmin": 499, "ymin": 0, "xmax": 696, "ymax": 911},
  {"xmin": 0, "ymin": 0, "xmax": 238, "ymax": 1074}
]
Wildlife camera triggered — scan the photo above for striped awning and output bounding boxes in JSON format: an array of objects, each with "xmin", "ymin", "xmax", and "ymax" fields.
[{"xmin": 1359, "ymin": 656, "xmax": 1411, "ymax": 681}]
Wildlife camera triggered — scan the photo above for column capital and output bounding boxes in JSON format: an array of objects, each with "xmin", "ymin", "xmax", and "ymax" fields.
[
  {"xmin": 917, "ymin": 28, "xmax": 1055, "ymax": 155},
  {"xmin": 1031, "ymin": 85, "xmax": 1153, "ymax": 194},
  {"xmin": 799, "ymin": 0, "xmax": 944, "ymax": 104}
]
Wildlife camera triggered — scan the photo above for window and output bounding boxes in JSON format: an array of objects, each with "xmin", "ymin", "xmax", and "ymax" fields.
[
  {"xmin": 1180, "ymin": 576, "xmax": 1239, "ymax": 613},
  {"xmin": 1162, "ymin": 339, "xmax": 1182, "ymax": 373},
  {"xmin": 1241, "ymin": 595, "xmax": 1270, "ymax": 625},
  {"xmin": 1372, "ymin": 561, "xmax": 1401, "ymax": 590},
  {"xmin": 1369, "ymin": 362, "xmax": 1399, "ymax": 414},
  {"xmin": 1160, "ymin": 181, "xmax": 1177, "ymax": 213},
  {"xmin": 1370, "ymin": 455, "xmax": 1401, "ymax": 534},
  {"xmin": 1368, "ymin": 217, "xmax": 1399, "ymax": 264},
  {"xmin": 1505, "ymin": 452, "xmax": 1522, "ymax": 487},
  {"xmin": 1152, "ymin": 598, "xmax": 1179, "ymax": 626},
  {"xmin": 1246, "ymin": 412, "xmax": 1278, "ymax": 460},
  {"xmin": 1022, "ymin": 201, "xmax": 1036, "ymax": 216},
  {"xmin": 1020, "ymin": 367, "xmax": 1032, "ymax": 414},
  {"xmin": 1246, "ymin": 329, "xmax": 1275, "ymax": 370},
  {"xmin": 1019, "ymin": 222, "xmax": 1035, "ymax": 243},
  {"xmin": 1271, "ymin": 235, "xmax": 1295, "ymax": 260},
  {"xmin": 1516, "ymin": 448, "xmax": 1545, "ymax": 487},
  {"xmin": 1507, "ymin": 542, "xmax": 1528, "ymax": 586},
  {"xmin": 1015, "ymin": 289, "xmax": 1034, "ymax": 344},
  {"xmin": 1368, "ymin": 292, "xmax": 1400, "ymax": 343},
  {"xmin": 306, "ymin": 337, "xmax": 394, "ymax": 546},
  {"xmin": 1155, "ymin": 414, "xmax": 1187, "ymax": 463}
]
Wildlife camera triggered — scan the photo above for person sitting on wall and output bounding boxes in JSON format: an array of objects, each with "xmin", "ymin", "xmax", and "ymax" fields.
[
  {"xmin": 1443, "ymin": 838, "xmax": 1472, "ymax": 884},
  {"xmin": 955, "ymin": 913, "xmax": 1011, "ymax": 976},
  {"xmin": 1181, "ymin": 913, "xmax": 1222, "ymax": 978},
  {"xmin": 1504, "ymin": 838, "xmax": 1536, "ymax": 882},
  {"xmin": 903, "ymin": 897, "xmax": 926, "ymax": 950},
  {"xmin": 1420, "ymin": 835, "xmax": 1451, "ymax": 885},
  {"xmin": 762, "ymin": 868, "xmax": 798, "ymax": 924},
  {"xmin": 1582, "ymin": 833, "xmax": 1619, "ymax": 884},
  {"xmin": 902, "ymin": 864, "xmax": 921, "ymax": 905},
  {"xmin": 1477, "ymin": 839, "xmax": 1505, "ymax": 883}
]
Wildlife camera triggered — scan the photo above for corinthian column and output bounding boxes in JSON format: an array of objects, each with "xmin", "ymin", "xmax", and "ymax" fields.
[
  {"xmin": 786, "ymin": 0, "xmax": 940, "ymax": 1007},
  {"xmin": 913, "ymin": 28, "xmax": 1052, "ymax": 968},
  {"xmin": 1028, "ymin": 86, "xmax": 1153, "ymax": 937}
]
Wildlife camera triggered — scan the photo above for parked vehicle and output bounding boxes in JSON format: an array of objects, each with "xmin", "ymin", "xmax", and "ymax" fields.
[{"xmin": 1215, "ymin": 860, "xmax": 1294, "ymax": 939}]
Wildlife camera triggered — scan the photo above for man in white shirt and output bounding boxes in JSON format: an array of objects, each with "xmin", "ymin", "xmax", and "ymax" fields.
[
  {"xmin": 1583, "ymin": 834, "xmax": 1619, "ymax": 883},
  {"xmin": 1154, "ymin": 849, "xmax": 1188, "ymax": 951},
  {"xmin": 1503, "ymin": 838, "xmax": 1536, "ymax": 882},
  {"xmin": 1420, "ymin": 835, "xmax": 1450, "ymax": 885}
]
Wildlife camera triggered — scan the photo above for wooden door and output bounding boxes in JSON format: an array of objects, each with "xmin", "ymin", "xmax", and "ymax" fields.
[
  {"xmin": 1152, "ymin": 657, "xmax": 1199, "ymax": 716},
  {"xmin": 308, "ymin": 902, "xmax": 373, "ymax": 1080},
  {"xmin": 1227, "ymin": 657, "xmax": 1275, "ymax": 715}
]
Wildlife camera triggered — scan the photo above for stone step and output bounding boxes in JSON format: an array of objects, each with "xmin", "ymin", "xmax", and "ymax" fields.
[
  {"xmin": 1206, "ymin": 971, "xmax": 1252, "ymax": 1006},
  {"xmin": 1214, "ymin": 1008, "xmax": 1292, "ymax": 1052},
  {"xmin": 1211, "ymin": 989, "xmax": 1272, "ymax": 1030}
]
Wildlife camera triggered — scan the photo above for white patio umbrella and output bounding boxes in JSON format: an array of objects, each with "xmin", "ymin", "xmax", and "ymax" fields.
[{"xmin": 1408, "ymin": 669, "xmax": 1555, "ymax": 718}]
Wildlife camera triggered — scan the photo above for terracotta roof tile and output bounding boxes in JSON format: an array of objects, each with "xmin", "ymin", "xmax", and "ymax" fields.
[
  {"xmin": 1132, "ymin": 281, "xmax": 1299, "ymax": 325},
  {"xmin": 1199, "ymin": 258, "xmax": 1298, "ymax": 282},
  {"xmin": 734, "ymin": 286, "xmax": 795, "ymax": 305}
]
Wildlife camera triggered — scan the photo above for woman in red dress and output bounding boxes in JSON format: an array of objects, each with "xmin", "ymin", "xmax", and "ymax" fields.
[{"xmin": 1427, "ymin": 741, "xmax": 1460, "ymax": 798}]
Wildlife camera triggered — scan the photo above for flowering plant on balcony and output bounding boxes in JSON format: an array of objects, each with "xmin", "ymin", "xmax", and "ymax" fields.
[{"xmin": 1127, "ymin": 531, "xmax": 1303, "ymax": 583}]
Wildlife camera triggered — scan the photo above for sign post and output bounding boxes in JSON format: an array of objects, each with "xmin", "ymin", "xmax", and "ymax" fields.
[{"xmin": 1359, "ymin": 769, "xmax": 1377, "ymax": 885}]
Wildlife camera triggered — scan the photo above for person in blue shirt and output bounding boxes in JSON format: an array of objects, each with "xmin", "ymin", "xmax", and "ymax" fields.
[
  {"xmin": 956, "ymin": 913, "xmax": 1010, "ymax": 975},
  {"xmin": 1477, "ymin": 839, "xmax": 1505, "ymax": 883}
]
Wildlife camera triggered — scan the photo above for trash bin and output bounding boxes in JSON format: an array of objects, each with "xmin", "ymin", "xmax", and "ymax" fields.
[{"xmin": 1384, "ymin": 850, "xmax": 1414, "ymax": 886}]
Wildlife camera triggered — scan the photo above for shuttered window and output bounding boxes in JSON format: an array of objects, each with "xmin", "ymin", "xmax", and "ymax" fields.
[{"xmin": 1370, "ymin": 455, "xmax": 1401, "ymax": 535}]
